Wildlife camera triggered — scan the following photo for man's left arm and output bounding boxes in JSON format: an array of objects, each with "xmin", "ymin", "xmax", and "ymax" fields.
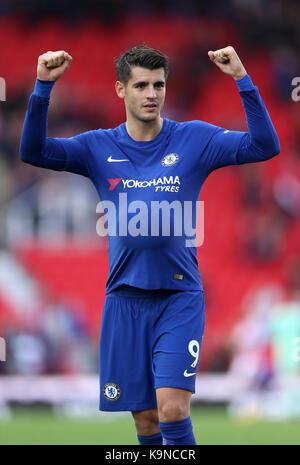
[{"xmin": 206, "ymin": 46, "xmax": 280, "ymax": 172}]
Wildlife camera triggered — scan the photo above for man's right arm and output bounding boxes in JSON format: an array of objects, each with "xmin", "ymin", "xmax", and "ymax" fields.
[{"xmin": 20, "ymin": 51, "xmax": 91, "ymax": 178}]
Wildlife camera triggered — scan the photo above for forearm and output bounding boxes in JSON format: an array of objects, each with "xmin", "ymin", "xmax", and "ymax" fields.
[
  {"xmin": 20, "ymin": 80, "xmax": 68, "ymax": 170},
  {"xmin": 236, "ymin": 75, "xmax": 280, "ymax": 163}
]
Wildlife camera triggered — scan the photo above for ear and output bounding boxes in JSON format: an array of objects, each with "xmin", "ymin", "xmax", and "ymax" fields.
[{"xmin": 115, "ymin": 80, "xmax": 125, "ymax": 99}]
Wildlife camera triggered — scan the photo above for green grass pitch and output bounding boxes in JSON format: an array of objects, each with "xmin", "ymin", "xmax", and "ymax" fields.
[{"xmin": 0, "ymin": 405, "xmax": 299, "ymax": 445}]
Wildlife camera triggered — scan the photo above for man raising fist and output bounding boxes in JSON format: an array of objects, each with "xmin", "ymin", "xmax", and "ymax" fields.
[{"xmin": 20, "ymin": 44, "xmax": 280, "ymax": 445}]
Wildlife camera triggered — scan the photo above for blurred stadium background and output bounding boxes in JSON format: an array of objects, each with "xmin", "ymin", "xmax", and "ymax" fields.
[{"xmin": 0, "ymin": 0, "xmax": 300, "ymax": 445}]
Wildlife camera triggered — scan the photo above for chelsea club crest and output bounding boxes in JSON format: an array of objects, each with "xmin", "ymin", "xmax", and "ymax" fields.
[
  {"xmin": 103, "ymin": 382, "xmax": 121, "ymax": 401},
  {"xmin": 161, "ymin": 153, "xmax": 179, "ymax": 167}
]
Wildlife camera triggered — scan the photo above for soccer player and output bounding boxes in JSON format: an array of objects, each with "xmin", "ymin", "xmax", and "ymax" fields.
[{"xmin": 20, "ymin": 45, "xmax": 280, "ymax": 445}]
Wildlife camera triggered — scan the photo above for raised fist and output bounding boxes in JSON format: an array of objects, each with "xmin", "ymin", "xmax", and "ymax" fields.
[
  {"xmin": 37, "ymin": 51, "xmax": 72, "ymax": 82},
  {"xmin": 208, "ymin": 46, "xmax": 247, "ymax": 80}
]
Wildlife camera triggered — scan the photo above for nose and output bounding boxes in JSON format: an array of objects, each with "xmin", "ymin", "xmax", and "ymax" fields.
[{"xmin": 146, "ymin": 85, "xmax": 157, "ymax": 99}]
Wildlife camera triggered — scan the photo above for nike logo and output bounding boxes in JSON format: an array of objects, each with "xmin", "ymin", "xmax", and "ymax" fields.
[
  {"xmin": 183, "ymin": 370, "xmax": 197, "ymax": 377},
  {"xmin": 107, "ymin": 156, "xmax": 129, "ymax": 162},
  {"xmin": 223, "ymin": 130, "xmax": 230, "ymax": 133}
]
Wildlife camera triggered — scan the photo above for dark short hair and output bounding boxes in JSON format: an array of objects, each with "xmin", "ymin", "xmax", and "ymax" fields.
[{"xmin": 114, "ymin": 44, "xmax": 169, "ymax": 84}]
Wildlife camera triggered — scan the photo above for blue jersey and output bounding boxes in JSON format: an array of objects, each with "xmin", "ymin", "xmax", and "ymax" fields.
[{"xmin": 20, "ymin": 75, "xmax": 280, "ymax": 295}]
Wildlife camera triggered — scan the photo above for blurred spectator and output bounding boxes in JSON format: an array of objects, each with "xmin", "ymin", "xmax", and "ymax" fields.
[
  {"xmin": 239, "ymin": 207, "xmax": 285, "ymax": 263},
  {"xmin": 1, "ymin": 294, "xmax": 97, "ymax": 375},
  {"xmin": 272, "ymin": 170, "xmax": 300, "ymax": 221},
  {"xmin": 268, "ymin": 299, "xmax": 300, "ymax": 379},
  {"xmin": 239, "ymin": 164, "xmax": 270, "ymax": 209},
  {"xmin": 3, "ymin": 324, "xmax": 51, "ymax": 375},
  {"xmin": 271, "ymin": 46, "xmax": 299, "ymax": 101},
  {"xmin": 228, "ymin": 282, "xmax": 300, "ymax": 419},
  {"xmin": 228, "ymin": 283, "xmax": 283, "ymax": 388}
]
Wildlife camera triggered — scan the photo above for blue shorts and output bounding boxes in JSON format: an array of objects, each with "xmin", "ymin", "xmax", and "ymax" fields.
[{"xmin": 99, "ymin": 287, "xmax": 205, "ymax": 412}]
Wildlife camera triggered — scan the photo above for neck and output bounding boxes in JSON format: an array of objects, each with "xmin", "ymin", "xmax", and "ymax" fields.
[{"xmin": 125, "ymin": 115, "xmax": 163, "ymax": 142}]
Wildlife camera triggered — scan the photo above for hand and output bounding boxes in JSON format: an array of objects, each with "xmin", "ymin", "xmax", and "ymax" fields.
[
  {"xmin": 208, "ymin": 46, "xmax": 247, "ymax": 80},
  {"xmin": 37, "ymin": 50, "xmax": 72, "ymax": 82}
]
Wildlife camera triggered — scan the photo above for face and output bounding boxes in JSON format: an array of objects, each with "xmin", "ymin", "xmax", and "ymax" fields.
[{"xmin": 115, "ymin": 66, "xmax": 166, "ymax": 123}]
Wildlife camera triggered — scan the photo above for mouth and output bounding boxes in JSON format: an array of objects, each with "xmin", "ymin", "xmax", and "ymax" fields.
[{"xmin": 143, "ymin": 103, "xmax": 157, "ymax": 111}]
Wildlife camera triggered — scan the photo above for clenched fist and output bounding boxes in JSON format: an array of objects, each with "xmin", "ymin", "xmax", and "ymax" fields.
[
  {"xmin": 37, "ymin": 50, "xmax": 72, "ymax": 82},
  {"xmin": 208, "ymin": 46, "xmax": 247, "ymax": 80}
]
